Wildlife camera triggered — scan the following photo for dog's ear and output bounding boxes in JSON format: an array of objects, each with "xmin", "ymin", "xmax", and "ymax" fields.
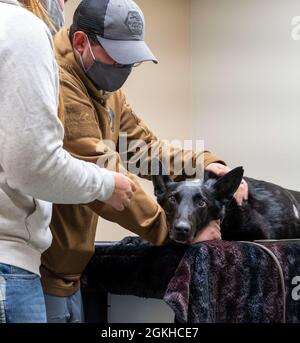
[
  {"xmin": 204, "ymin": 169, "xmax": 219, "ymax": 181},
  {"xmin": 152, "ymin": 174, "xmax": 173, "ymax": 197},
  {"xmin": 212, "ymin": 167, "xmax": 244, "ymax": 203},
  {"xmin": 151, "ymin": 160, "xmax": 173, "ymax": 197}
]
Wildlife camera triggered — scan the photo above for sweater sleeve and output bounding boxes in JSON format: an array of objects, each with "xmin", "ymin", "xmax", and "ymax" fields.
[{"xmin": 0, "ymin": 12, "xmax": 114, "ymax": 204}]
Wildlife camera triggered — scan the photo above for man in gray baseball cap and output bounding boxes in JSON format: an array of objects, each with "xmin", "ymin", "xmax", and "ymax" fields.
[
  {"xmin": 74, "ymin": 0, "xmax": 158, "ymax": 65},
  {"xmin": 42, "ymin": 0, "xmax": 246, "ymax": 323},
  {"xmin": 68, "ymin": 0, "xmax": 157, "ymax": 92}
]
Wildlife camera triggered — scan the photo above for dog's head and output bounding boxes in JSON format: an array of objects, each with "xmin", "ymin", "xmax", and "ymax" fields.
[{"xmin": 152, "ymin": 166, "xmax": 244, "ymax": 244}]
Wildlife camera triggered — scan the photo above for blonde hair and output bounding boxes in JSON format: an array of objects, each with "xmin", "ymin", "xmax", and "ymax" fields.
[{"xmin": 20, "ymin": 0, "xmax": 65, "ymax": 123}]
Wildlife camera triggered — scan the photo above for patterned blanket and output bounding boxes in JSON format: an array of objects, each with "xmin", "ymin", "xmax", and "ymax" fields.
[{"xmin": 81, "ymin": 238, "xmax": 300, "ymax": 323}]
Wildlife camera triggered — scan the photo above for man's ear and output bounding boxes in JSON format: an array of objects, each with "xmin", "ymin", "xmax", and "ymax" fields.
[
  {"xmin": 151, "ymin": 160, "xmax": 173, "ymax": 197},
  {"xmin": 73, "ymin": 31, "xmax": 87, "ymax": 54},
  {"xmin": 213, "ymin": 167, "xmax": 244, "ymax": 203}
]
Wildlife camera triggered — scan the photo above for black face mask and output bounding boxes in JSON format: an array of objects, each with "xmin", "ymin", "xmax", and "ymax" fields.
[{"xmin": 79, "ymin": 37, "xmax": 132, "ymax": 92}]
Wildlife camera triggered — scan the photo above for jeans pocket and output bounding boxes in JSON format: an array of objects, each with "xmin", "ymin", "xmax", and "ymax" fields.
[{"xmin": 5, "ymin": 275, "xmax": 46, "ymax": 323}]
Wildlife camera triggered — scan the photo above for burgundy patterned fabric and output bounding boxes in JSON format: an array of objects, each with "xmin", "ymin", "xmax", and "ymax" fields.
[{"xmin": 164, "ymin": 241, "xmax": 300, "ymax": 323}]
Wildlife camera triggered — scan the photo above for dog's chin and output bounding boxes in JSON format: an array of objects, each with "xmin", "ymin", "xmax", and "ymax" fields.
[{"xmin": 170, "ymin": 233, "xmax": 191, "ymax": 245}]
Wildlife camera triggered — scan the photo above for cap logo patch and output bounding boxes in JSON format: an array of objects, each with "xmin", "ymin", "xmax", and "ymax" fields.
[{"xmin": 125, "ymin": 11, "xmax": 143, "ymax": 35}]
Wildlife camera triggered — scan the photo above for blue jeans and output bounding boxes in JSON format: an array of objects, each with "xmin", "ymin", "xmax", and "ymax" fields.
[
  {"xmin": 0, "ymin": 263, "xmax": 46, "ymax": 323},
  {"xmin": 44, "ymin": 289, "xmax": 84, "ymax": 323}
]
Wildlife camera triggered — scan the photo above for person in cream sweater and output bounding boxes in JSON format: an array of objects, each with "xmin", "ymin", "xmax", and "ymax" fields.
[{"xmin": 0, "ymin": 0, "xmax": 135, "ymax": 323}]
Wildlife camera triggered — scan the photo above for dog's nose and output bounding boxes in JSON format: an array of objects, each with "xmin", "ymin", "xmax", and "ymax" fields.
[{"xmin": 174, "ymin": 222, "xmax": 191, "ymax": 235}]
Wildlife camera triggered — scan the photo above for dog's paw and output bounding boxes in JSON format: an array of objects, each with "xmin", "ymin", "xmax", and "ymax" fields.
[{"xmin": 118, "ymin": 236, "xmax": 148, "ymax": 247}]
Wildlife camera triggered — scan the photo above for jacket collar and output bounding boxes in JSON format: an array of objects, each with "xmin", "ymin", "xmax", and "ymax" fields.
[{"xmin": 54, "ymin": 27, "xmax": 112, "ymax": 104}]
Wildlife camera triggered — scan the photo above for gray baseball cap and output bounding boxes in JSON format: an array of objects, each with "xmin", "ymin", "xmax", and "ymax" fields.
[{"xmin": 73, "ymin": 0, "xmax": 158, "ymax": 65}]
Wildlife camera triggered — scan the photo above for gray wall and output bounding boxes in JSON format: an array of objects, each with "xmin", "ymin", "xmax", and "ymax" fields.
[{"xmin": 192, "ymin": 0, "xmax": 300, "ymax": 190}]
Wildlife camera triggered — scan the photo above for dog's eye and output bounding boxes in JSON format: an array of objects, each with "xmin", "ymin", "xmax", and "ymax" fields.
[{"xmin": 198, "ymin": 200, "xmax": 206, "ymax": 208}]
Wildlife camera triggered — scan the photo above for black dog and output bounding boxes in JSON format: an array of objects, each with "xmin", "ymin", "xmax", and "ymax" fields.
[{"xmin": 152, "ymin": 167, "xmax": 300, "ymax": 243}]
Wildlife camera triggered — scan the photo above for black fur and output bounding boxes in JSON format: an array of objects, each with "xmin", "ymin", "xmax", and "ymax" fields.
[{"xmin": 152, "ymin": 167, "xmax": 300, "ymax": 243}]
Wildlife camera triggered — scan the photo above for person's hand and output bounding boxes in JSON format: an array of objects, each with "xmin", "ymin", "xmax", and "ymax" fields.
[
  {"xmin": 104, "ymin": 173, "xmax": 136, "ymax": 211},
  {"xmin": 192, "ymin": 220, "xmax": 222, "ymax": 243},
  {"xmin": 205, "ymin": 163, "xmax": 248, "ymax": 206},
  {"xmin": 234, "ymin": 179, "xmax": 248, "ymax": 206},
  {"xmin": 205, "ymin": 162, "xmax": 231, "ymax": 177}
]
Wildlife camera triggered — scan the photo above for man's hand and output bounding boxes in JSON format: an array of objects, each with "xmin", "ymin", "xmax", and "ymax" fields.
[
  {"xmin": 192, "ymin": 220, "xmax": 222, "ymax": 243},
  {"xmin": 205, "ymin": 162, "xmax": 248, "ymax": 206},
  {"xmin": 104, "ymin": 173, "xmax": 136, "ymax": 211}
]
